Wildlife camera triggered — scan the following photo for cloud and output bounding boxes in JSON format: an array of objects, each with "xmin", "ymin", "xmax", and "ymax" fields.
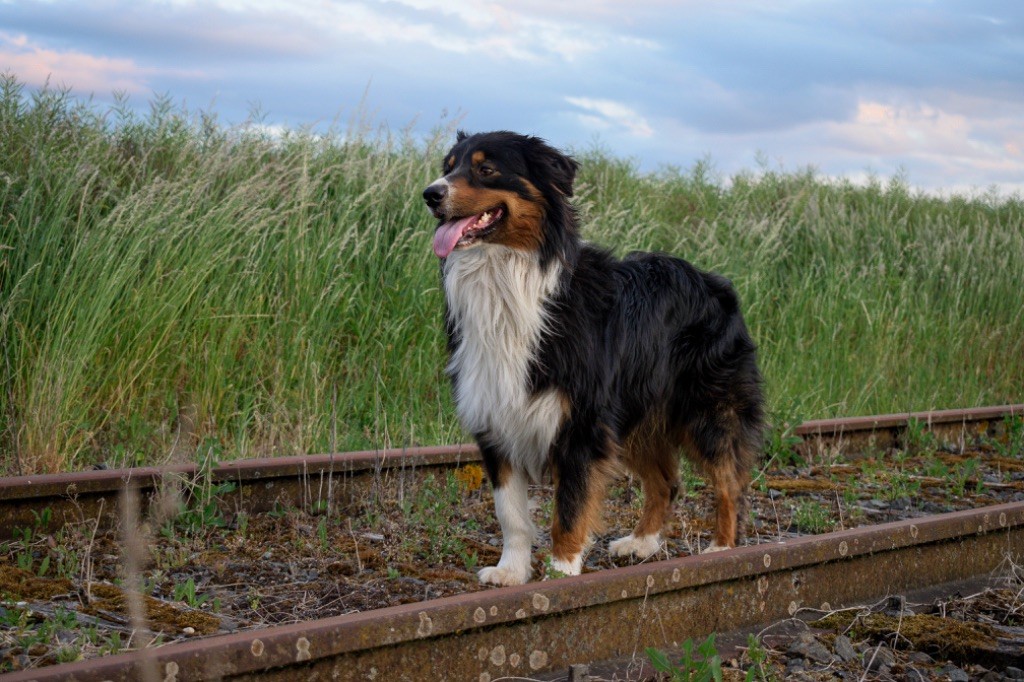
[
  {"xmin": 564, "ymin": 96, "xmax": 654, "ymax": 138},
  {"xmin": 0, "ymin": 31, "xmax": 202, "ymax": 93},
  {"xmin": 3, "ymin": 1, "xmax": 1023, "ymax": 194},
  {"xmin": 822, "ymin": 97, "xmax": 1024, "ymax": 179}
]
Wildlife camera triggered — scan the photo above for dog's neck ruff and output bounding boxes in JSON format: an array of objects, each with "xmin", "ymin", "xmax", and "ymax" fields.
[{"xmin": 443, "ymin": 246, "xmax": 564, "ymax": 480}]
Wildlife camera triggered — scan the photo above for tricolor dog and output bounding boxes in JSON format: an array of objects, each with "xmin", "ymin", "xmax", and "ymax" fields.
[{"xmin": 424, "ymin": 131, "xmax": 764, "ymax": 585}]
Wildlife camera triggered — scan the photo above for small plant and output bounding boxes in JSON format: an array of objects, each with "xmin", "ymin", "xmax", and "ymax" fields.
[
  {"xmin": 646, "ymin": 633, "xmax": 723, "ymax": 682},
  {"xmin": 885, "ymin": 470, "xmax": 921, "ymax": 503},
  {"xmin": 14, "ymin": 527, "xmax": 36, "ymax": 572},
  {"xmin": 951, "ymin": 458, "xmax": 981, "ymax": 497},
  {"xmin": 164, "ymin": 442, "xmax": 238, "ymax": 538},
  {"xmin": 172, "ymin": 577, "xmax": 211, "ymax": 609},
  {"xmin": 317, "ymin": 517, "xmax": 330, "ymax": 552},
  {"xmin": 922, "ymin": 455, "xmax": 949, "ymax": 479},
  {"xmin": 791, "ymin": 499, "xmax": 834, "ymax": 534},
  {"xmin": 235, "ymin": 511, "xmax": 250, "ymax": 537},
  {"xmin": 53, "ymin": 528, "xmax": 82, "ymax": 581},
  {"xmin": 903, "ymin": 417, "xmax": 937, "ymax": 454},
  {"xmin": 678, "ymin": 461, "xmax": 705, "ymax": 496},
  {"xmin": 764, "ymin": 412, "xmax": 805, "ymax": 468},
  {"xmin": 994, "ymin": 415, "xmax": 1024, "ymax": 459},
  {"xmin": 403, "ymin": 472, "xmax": 469, "ymax": 563},
  {"xmin": 11, "ymin": 508, "xmax": 55, "ymax": 576},
  {"xmin": 460, "ymin": 549, "xmax": 479, "ymax": 572},
  {"xmin": 743, "ymin": 633, "xmax": 773, "ymax": 681},
  {"xmin": 247, "ymin": 587, "xmax": 262, "ymax": 610}
]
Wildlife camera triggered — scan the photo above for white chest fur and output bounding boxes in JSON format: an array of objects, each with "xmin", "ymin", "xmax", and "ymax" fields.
[{"xmin": 443, "ymin": 247, "xmax": 564, "ymax": 480}]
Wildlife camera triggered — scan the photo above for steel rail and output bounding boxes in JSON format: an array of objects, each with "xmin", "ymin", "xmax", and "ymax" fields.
[
  {"xmin": 5, "ymin": 502, "xmax": 1024, "ymax": 681},
  {"xmin": 1, "ymin": 404, "xmax": 1020, "ymax": 539}
]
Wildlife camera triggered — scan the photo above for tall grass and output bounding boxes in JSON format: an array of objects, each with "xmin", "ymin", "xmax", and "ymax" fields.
[{"xmin": 2, "ymin": 75, "xmax": 1022, "ymax": 474}]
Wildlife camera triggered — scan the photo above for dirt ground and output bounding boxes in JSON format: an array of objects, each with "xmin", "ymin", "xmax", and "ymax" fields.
[{"xmin": 2, "ymin": 423, "xmax": 1024, "ymax": 676}]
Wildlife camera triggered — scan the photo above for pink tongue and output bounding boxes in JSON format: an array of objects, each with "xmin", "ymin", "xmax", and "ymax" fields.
[{"xmin": 433, "ymin": 215, "xmax": 478, "ymax": 258}]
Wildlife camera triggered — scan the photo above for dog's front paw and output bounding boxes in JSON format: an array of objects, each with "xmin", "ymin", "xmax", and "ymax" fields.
[
  {"xmin": 703, "ymin": 541, "xmax": 732, "ymax": 553},
  {"xmin": 608, "ymin": 533, "xmax": 661, "ymax": 559},
  {"xmin": 478, "ymin": 565, "xmax": 530, "ymax": 586}
]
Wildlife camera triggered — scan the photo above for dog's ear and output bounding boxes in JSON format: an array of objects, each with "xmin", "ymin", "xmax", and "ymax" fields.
[
  {"xmin": 548, "ymin": 150, "xmax": 580, "ymax": 197},
  {"xmin": 526, "ymin": 137, "xmax": 579, "ymax": 197},
  {"xmin": 456, "ymin": 130, "xmax": 469, "ymax": 142}
]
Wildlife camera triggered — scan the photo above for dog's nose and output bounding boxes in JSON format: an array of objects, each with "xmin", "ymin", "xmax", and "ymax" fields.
[{"xmin": 423, "ymin": 182, "xmax": 448, "ymax": 209}]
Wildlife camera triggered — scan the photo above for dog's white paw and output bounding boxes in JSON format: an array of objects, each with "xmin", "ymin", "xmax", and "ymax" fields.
[
  {"xmin": 608, "ymin": 533, "xmax": 661, "ymax": 559},
  {"xmin": 478, "ymin": 565, "xmax": 530, "ymax": 586},
  {"xmin": 704, "ymin": 541, "xmax": 731, "ymax": 553},
  {"xmin": 546, "ymin": 554, "xmax": 582, "ymax": 578}
]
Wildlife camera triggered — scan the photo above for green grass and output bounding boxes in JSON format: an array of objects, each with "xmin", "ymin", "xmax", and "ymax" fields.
[{"xmin": 2, "ymin": 74, "xmax": 1023, "ymax": 474}]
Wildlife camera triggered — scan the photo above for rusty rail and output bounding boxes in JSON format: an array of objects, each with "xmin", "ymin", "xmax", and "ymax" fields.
[
  {"xmin": 6, "ymin": 502, "xmax": 1024, "ymax": 681},
  {"xmin": 1, "ymin": 404, "xmax": 1020, "ymax": 541},
  {"xmin": 0, "ymin": 404, "xmax": 1022, "ymax": 681}
]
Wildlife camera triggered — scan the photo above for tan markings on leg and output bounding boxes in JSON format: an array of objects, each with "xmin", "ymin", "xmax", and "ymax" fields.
[
  {"xmin": 623, "ymin": 419, "xmax": 678, "ymax": 536},
  {"xmin": 494, "ymin": 458, "xmax": 513, "ymax": 487},
  {"xmin": 551, "ymin": 459, "xmax": 615, "ymax": 569},
  {"xmin": 709, "ymin": 458, "xmax": 741, "ymax": 549},
  {"xmin": 733, "ymin": 446, "xmax": 754, "ymax": 541}
]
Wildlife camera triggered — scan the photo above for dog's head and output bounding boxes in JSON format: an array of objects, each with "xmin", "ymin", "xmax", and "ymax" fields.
[{"xmin": 424, "ymin": 131, "xmax": 579, "ymax": 259}]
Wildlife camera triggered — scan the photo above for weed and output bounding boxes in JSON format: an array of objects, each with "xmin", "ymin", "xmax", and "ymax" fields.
[
  {"xmin": 52, "ymin": 528, "xmax": 82, "ymax": 582},
  {"xmin": 645, "ymin": 633, "xmax": 723, "ymax": 681},
  {"xmin": 460, "ymin": 549, "xmax": 479, "ymax": 573},
  {"xmin": 10, "ymin": 508, "xmax": 55, "ymax": 576},
  {"xmin": 316, "ymin": 518, "xmax": 330, "ymax": 552},
  {"xmin": 791, "ymin": 499, "xmax": 834, "ymax": 534},
  {"xmin": 922, "ymin": 455, "xmax": 950, "ymax": 479},
  {"xmin": 743, "ymin": 633, "xmax": 773, "ymax": 681},
  {"xmin": 162, "ymin": 443, "xmax": 237, "ymax": 539},
  {"xmin": 951, "ymin": 458, "xmax": 981, "ymax": 497},
  {"xmin": 172, "ymin": 576, "xmax": 211, "ymax": 609},
  {"xmin": 402, "ymin": 472, "xmax": 469, "ymax": 563},
  {"xmin": 903, "ymin": 417, "xmax": 937, "ymax": 454},
  {"xmin": 885, "ymin": 470, "xmax": 922, "ymax": 503},
  {"xmin": 764, "ymin": 415, "xmax": 805, "ymax": 468},
  {"xmin": 235, "ymin": 511, "xmax": 249, "ymax": 537},
  {"xmin": 994, "ymin": 415, "xmax": 1024, "ymax": 459},
  {"xmin": 678, "ymin": 461, "xmax": 705, "ymax": 496}
]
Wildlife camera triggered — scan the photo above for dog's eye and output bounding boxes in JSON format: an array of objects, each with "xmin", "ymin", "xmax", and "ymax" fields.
[{"xmin": 478, "ymin": 165, "xmax": 496, "ymax": 177}]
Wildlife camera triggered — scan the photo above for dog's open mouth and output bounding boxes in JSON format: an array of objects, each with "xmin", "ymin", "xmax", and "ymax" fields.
[{"xmin": 432, "ymin": 207, "xmax": 504, "ymax": 258}]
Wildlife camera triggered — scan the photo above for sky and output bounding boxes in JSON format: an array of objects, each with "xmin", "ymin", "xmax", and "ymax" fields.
[{"xmin": 2, "ymin": 0, "xmax": 1023, "ymax": 194}]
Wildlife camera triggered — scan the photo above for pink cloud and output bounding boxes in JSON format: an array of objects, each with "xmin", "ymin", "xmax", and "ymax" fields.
[{"xmin": 0, "ymin": 32, "xmax": 201, "ymax": 94}]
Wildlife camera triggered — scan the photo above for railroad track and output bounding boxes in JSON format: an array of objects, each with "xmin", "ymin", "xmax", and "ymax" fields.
[{"xmin": 1, "ymin": 404, "xmax": 1022, "ymax": 681}]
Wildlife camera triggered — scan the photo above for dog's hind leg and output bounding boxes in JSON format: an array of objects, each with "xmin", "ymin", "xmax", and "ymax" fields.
[
  {"xmin": 684, "ymin": 408, "xmax": 759, "ymax": 553},
  {"xmin": 705, "ymin": 458, "xmax": 743, "ymax": 551},
  {"xmin": 478, "ymin": 462, "xmax": 535, "ymax": 586},
  {"xmin": 609, "ymin": 428, "xmax": 677, "ymax": 559},
  {"xmin": 704, "ymin": 438, "xmax": 756, "ymax": 552}
]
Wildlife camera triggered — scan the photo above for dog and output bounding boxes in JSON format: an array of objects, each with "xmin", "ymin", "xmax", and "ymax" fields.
[{"xmin": 423, "ymin": 131, "xmax": 764, "ymax": 585}]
